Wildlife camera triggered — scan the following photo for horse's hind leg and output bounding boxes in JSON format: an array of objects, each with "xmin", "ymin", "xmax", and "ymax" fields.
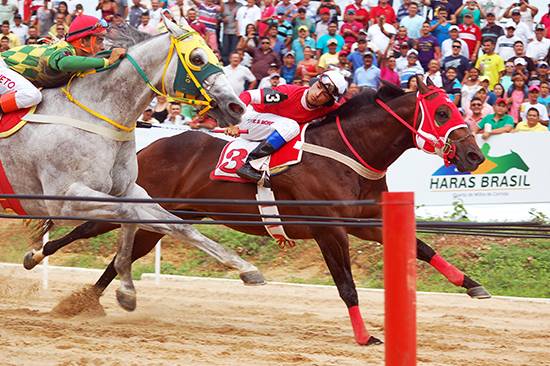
[
  {"xmin": 313, "ymin": 227, "xmax": 382, "ymax": 346},
  {"xmin": 23, "ymin": 222, "xmax": 119, "ymax": 270},
  {"xmin": 417, "ymin": 238, "xmax": 491, "ymax": 299}
]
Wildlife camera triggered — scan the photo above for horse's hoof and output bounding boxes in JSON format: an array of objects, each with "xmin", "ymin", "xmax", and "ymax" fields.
[
  {"xmin": 467, "ymin": 286, "xmax": 491, "ymax": 299},
  {"xmin": 240, "ymin": 270, "xmax": 266, "ymax": 286},
  {"xmin": 23, "ymin": 250, "xmax": 39, "ymax": 270},
  {"xmin": 363, "ymin": 336, "xmax": 383, "ymax": 346},
  {"xmin": 116, "ymin": 287, "xmax": 136, "ymax": 312}
]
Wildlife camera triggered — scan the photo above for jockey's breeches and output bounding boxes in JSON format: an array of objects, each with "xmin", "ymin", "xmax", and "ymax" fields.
[
  {"xmin": 239, "ymin": 106, "xmax": 300, "ymax": 143},
  {"xmin": 0, "ymin": 58, "xmax": 42, "ymax": 113}
]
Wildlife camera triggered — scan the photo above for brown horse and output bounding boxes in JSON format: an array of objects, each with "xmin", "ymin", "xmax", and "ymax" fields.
[{"xmin": 28, "ymin": 79, "xmax": 489, "ymax": 345}]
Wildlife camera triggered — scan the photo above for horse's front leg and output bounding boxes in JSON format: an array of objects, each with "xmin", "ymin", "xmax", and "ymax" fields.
[
  {"xmin": 350, "ymin": 227, "xmax": 491, "ymax": 299},
  {"xmin": 24, "ymin": 222, "xmax": 119, "ymax": 270},
  {"xmin": 312, "ymin": 227, "xmax": 382, "ymax": 346},
  {"xmin": 416, "ymin": 238, "xmax": 491, "ymax": 299}
]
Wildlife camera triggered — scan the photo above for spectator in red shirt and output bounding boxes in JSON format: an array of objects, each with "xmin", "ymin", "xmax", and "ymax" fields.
[
  {"xmin": 344, "ymin": 0, "xmax": 369, "ymax": 27},
  {"xmin": 458, "ymin": 12, "xmax": 481, "ymax": 62},
  {"xmin": 186, "ymin": 8, "xmax": 206, "ymax": 37},
  {"xmin": 340, "ymin": 9, "xmax": 363, "ymax": 48},
  {"xmin": 370, "ymin": 0, "xmax": 396, "ymax": 26}
]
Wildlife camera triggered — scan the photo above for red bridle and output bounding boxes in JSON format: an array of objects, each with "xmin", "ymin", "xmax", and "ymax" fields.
[{"xmin": 336, "ymin": 87, "xmax": 469, "ymax": 174}]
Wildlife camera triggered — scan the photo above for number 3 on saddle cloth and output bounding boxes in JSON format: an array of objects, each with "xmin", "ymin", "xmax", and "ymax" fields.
[
  {"xmin": 211, "ymin": 124, "xmax": 309, "ymax": 183},
  {"xmin": 210, "ymin": 124, "xmax": 310, "ymax": 249},
  {"xmin": 0, "ymin": 107, "xmax": 33, "ymax": 215}
]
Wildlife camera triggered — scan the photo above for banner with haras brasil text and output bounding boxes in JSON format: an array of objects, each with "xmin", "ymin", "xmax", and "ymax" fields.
[{"xmin": 387, "ymin": 133, "xmax": 550, "ymax": 205}]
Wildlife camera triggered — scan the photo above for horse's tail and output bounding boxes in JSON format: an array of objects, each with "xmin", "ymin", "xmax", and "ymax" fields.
[{"xmin": 23, "ymin": 219, "xmax": 54, "ymax": 248}]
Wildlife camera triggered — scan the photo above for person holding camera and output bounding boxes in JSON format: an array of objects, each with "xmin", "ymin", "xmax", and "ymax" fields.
[{"xmin": 503, "ymin": 0, "xmax": 538, "ymax": 29}]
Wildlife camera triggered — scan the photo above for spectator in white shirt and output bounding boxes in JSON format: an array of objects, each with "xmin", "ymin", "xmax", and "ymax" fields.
[
  {"xmin": 367, "ymin": 15, "xmax": 396, "ymax": 54},
  {"xmin": 503, "ymin": 7, "xmax": 532, "ymax": 44},
  {"xmin": 138, "ymin": 12, "xmax": 157, "ymax": 35},
  {"xmin": 526, "ymin": 23, "xmax": 550, "ymax": 62},
  {"xmin": 441, "ymin": 25, "xmax": 469, "ymax": 58},
  {"xmin": 496, "ymin": 23, "xmax": 523, "ymax": 63},
  {"xmin": 235, "ymin": 0, "xmax": 261, "ymax": 37},
  {"xmin": 164, "ymin": 103, "xmax": 187, "ymax": 126},
  {"xmin": 11, "ymin": 13, "xmax": 27, "ymax": 44},
  {"xmin": 223, "ymin": 52, "xmax": 257, "ymax": 95},
  {"xmin": 520, "ymin": 85, "xmax": 549, "ymax": 124}
]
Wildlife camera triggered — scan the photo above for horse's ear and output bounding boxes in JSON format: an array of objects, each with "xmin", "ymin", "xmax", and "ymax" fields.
[
  {"xmin": 416, "ymin": 75, "xmax": 429, "ymax": 94},
  {"xmin": 162, "ymin": 12, "xmax": 184, "ymax": 37},
  {"xmin": 376, "ymin": 80, "xmax": 405, "ymax": 102}
]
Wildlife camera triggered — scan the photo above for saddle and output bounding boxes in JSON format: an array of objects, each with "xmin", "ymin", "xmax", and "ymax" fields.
[
  {"xmin": 210, "ymin": 124, "xmax": 309, "ymax": 183},
  {"xmin": 0, "ymin": 107, "xmax": 32, "ymax": 138}
]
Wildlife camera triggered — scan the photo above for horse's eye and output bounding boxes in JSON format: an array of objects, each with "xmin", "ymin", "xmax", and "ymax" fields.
[
  {"xmin": 435, "ymin": 106, "xmax": 450, "ymax": 126},
  {"xmin": 189, "ymin": 48, "xmax": 206, "ymax": 67}
]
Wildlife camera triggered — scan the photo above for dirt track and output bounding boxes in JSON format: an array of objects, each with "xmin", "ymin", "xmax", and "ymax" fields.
[{"xmin": 0, "ymin": 265, "xmax": 548, "ymax": 366}]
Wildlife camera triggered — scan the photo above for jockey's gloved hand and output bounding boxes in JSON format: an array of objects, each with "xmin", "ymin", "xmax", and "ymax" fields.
[
  {"xmin": 107, "ymin": 48, "xmax": 127, "ymax": 65},
  {"xmin": 224, "ymin": 125, "xmax": 241, "ymax": 137}
]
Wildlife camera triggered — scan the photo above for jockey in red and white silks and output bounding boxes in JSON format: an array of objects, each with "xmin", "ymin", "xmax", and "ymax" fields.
[{"xmin": 225, "ymin": 70, "xmax": 348, "ymax": 183}]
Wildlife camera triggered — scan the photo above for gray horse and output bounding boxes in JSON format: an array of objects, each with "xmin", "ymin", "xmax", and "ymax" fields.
[{"xmin": 1, "ymin": 20, "xmax": 263, "ymax": 311}]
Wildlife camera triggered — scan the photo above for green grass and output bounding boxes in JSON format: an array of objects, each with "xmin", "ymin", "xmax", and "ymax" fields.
[{"xmin": 1, "ymin": 224, "xmax": 548, "ymax": 298}]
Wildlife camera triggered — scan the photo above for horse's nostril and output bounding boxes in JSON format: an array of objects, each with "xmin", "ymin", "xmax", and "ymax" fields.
[
  {"xmin": 467, "ymin": 151, "xmax": 484, "ymax": 164},
  {"xmin": 229, "ymin": 102, "xmax": 244, "ymax": 115}
]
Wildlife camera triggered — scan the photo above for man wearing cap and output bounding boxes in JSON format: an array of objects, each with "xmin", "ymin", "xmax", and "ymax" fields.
[
  {"xmin": 353, "ymin": 52, "xmax": 380, "ymax": 90},
  {"xmin": 281, "ymin": 51, "xmax": 297, "ymax": 83},
  {"xmin": 400, "ymin": 2, "xmax": 424, "ymax": 39},
  {"xmin": 508, "ymin": 40, "xmax": 535, "ymax": 73},
  {"xmin": 316, "ymin": 21, "xmax": 344, "ymax": 56},
  {"xmin": 496, "ymin": 22, "xmax": 522, "ymax": 62},
  {"xmin": 503, "ymin": 6, "xmax": 532, "ymax": 44},
  {"xmin": 340, "ymin": 8, "xmax": 363, "ymax": 48},
  {"xmin": 480, "ymin": 12, "xmax": 504, "ymax": 44},
  {"xmin": 442, "ymin": 39, "xmax": 470, "ymax": 80},
  {"xmin": 292, "ymin": 7, "xmax": 314, "ymax": 40},
  {"xmin": 11, "ymin": 13, "xmax": 28, "ymax": 45},
  {"xmin": 526, "ymin": 24, "xmax": 550, "ymax": 62},
  {"xmin": 536, "ymin": 62, "xmax": 549, "ymax": 85},
  {"xmin": 473, "ymin": 98, "xmax": 514, "ymax": 140},
  {"xmin": 503, "ymin": 1, "xmax": 538, "ymax": 29},
  {"xmin": 0, "ymin": 15, "xmax": 125, "ymax": 115},
  {"xmin": 520, "ymin": 85, "xmax": 549, "ymax": 125},
  {"xmin": 225, "ymin": 70, "xmax": 348, "ymax": 183},
  {"xmin": 348, "ymin": 37, "xmax": 378, "ymax": 72},
  {"xmin": 454, "ymin": 0, "xmax": 484, "ymax": 27},
  {"xmin": 441, "ymin": 25, "xmax": 469, "ymax": 58},
  {"xmin": 315, "ymin": 7, "xmax": 331, "ymax": 38},
  {"xmin": 291, "ymin": 25, "xmax": 315, "ymax": 63},
  {"xmin": 475, "ymin": 38, "xmax": 504, "ymax": 89},
  {"xmin": 458, "ymin": 12, "xmax": 481, "ymax": 61},
  {"xmin": 317, "ymin": 38, "xmax": 340, "ymax": 71},
  {"xmin": 258, "ymin": 63, "xmax": 287, "ymax": 89},
  {"xmin": 344, "ymin": 0, "xmax": 369, "ymax": 27},
  {"xmin": 398, "ymin": 49, "xmax": 424, "ymax": 88}
]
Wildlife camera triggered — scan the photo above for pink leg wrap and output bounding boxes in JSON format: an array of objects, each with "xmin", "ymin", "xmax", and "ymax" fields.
[
  {"xmin": 430, "ymin": 254, "xmax": 464, "ymax": 286},
  {"xmin": 348, "ymin": 305, "xmax": 371, "ymax": 345}
]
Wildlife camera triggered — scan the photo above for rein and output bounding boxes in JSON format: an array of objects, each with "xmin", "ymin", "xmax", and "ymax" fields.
[
  {"xmin": 61, "ymin": 31, "xmax": 215, "ymax": 133},
  {"xmin": 336, "ymin": 89, "xmax": 466, "ymax": 172}
]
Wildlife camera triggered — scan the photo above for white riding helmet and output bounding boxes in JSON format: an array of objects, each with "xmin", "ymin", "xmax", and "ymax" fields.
[{"xmin": 318, "ymin": 70, "xmax": 348, "ymax": 100}]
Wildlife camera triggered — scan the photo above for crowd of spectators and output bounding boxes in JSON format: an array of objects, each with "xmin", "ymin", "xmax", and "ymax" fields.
[{"xmin": 1, "ymin": 0, "xmax": 549, "ymax": 135}]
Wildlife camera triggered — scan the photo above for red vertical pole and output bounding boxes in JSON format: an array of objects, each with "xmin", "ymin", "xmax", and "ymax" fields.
[{"xmin": 382, "ymin": 192, "xmax": 416, "ymax": 366}]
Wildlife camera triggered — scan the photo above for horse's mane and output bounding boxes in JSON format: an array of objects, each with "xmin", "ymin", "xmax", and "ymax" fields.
[
  {"xmin": 309, "ymin": 82, "xmax": 408, "ymax": 129},
  {"xmin": 105, "ymin": 24, "xmax": 156, "ymax": 49}
]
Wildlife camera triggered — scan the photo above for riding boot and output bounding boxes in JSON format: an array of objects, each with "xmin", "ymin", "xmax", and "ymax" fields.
[{"xmin": 236, "ymin": 139, "xmax": 279, "ymax": 182}]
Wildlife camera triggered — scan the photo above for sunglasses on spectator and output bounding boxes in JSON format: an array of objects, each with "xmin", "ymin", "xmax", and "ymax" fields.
[
  {"xmin": 471, "ymin": 103, "xmax": 482, "ymax": 107},
  {"xmin": 452, "ymin": 45, "xmax": 461, "ymax": 48},
  {"xmin": 261, "ymin": 41, "xmax": 270, "ymax": 44}
]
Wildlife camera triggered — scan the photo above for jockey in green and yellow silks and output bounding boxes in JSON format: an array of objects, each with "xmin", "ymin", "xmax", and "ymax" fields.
[{"xmin": 0, "ymin": 15, "xmax": 126, "ymax": 114}]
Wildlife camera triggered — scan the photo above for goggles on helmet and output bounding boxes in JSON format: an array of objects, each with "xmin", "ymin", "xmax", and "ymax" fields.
[
  {"xmin": 318, "ymin": 73, "xmax": 341, "ymax": 99},
  {"xmin": 66, "ymin": 18, "xmax": 109, "ymax": 40}
]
